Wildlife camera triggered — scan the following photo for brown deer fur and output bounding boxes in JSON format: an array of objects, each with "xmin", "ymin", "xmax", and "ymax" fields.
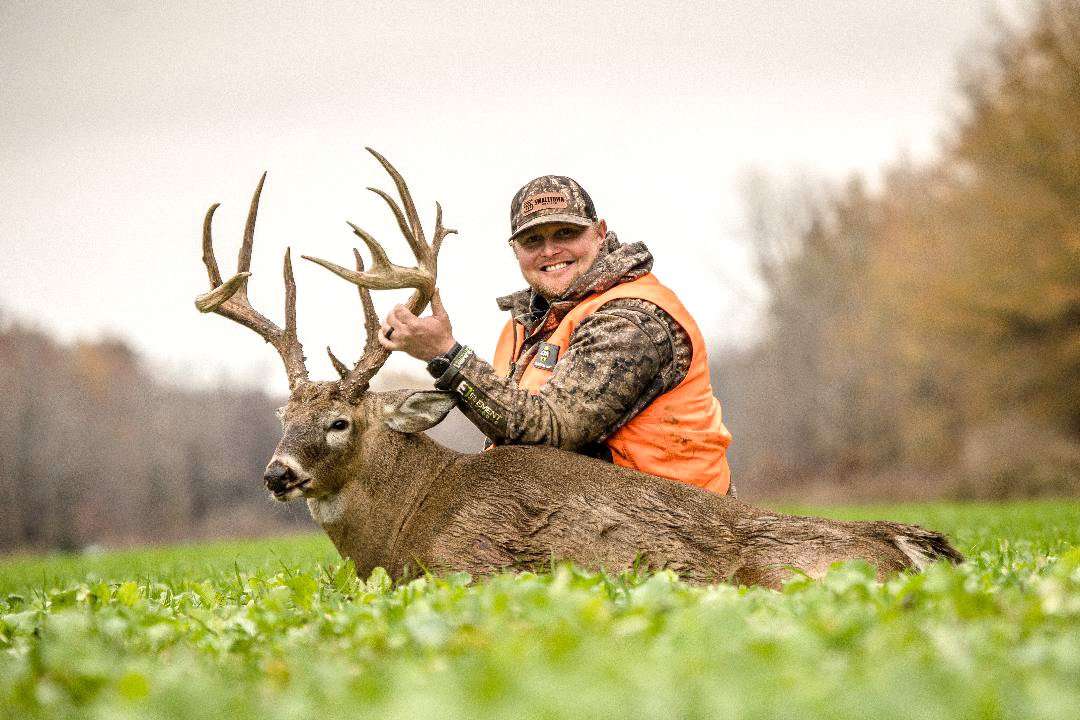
[{"xmin": 273, "ymin": 385, "xmax": 963, "ymax": 590}]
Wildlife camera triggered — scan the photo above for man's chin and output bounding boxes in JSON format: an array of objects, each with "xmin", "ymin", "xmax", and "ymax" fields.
[
  {"xmin": 529, "ymin": 275, "xmax": 576, "ymax": 300},
  {"xmin": 532, "ymin": 285, "xmax": 561, "ymax": 300}
]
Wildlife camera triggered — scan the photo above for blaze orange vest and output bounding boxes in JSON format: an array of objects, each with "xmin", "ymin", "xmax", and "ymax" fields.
[{"xmin": 492, "ymin": 273, "xmax": 732, "ymax": 495}]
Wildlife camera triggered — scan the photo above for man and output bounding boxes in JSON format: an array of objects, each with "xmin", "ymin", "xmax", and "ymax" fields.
[{"xmin": 378, "ymin": 175, "xmax": 734, "ymax": 495}]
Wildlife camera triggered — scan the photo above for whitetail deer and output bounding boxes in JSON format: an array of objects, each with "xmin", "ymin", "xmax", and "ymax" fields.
[{"xmin": 195, "ymin": 149, "xmax": 963, "ymax": 589}]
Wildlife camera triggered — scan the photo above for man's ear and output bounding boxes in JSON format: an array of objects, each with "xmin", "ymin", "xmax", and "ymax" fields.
[{"xmin": 384, "ymin": 391, "xmax": 458, "ymax": 434}]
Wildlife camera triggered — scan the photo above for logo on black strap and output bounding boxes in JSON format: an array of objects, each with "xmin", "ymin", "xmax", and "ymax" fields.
[{"xmin": 456, "ymin": 380, "xmax": 507, "ymax": 431}]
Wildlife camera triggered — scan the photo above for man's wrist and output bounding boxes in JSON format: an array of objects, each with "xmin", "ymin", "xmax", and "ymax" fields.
[
  {"xmin": 438, "ymin": 336, "xmax": 457, "ymax": 358},
  {"xmin": 426, "ymin": 341, "xmax": 463, "ymax": 379},
  {"xmin": 429, "ymin": 344, "xmax": 475, "ymax": 391}
]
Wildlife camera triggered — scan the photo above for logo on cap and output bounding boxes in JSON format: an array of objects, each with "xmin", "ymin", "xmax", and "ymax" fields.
[{"xmin": 518, "ymin": 192, "xmax": 569, "ymax": 218}]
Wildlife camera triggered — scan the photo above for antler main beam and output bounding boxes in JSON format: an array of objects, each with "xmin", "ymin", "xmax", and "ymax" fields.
[
  {"xmin": 326, "ymin": 249, "xmax": 380, "ymax": 381},
  {"xmin": 194, "ymin": 174, "xmax": 310, "ymax": 390},
  {"xmin": 303, "ymin": 148, "xmax": 456, "ymax": 398}
]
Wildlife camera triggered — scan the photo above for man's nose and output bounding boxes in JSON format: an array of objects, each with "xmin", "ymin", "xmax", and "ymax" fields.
[
  {"xmin": 264, "ymin": 461, "xmax": 295, "ymax": 494},
  {"xmin": 538, "ymin": 239, "xmax": 562, "ymax": 256}
]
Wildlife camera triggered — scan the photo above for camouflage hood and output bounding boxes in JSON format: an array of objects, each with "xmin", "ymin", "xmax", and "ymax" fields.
[{"xmin": 496, "ymin": 232, "xmax": 653, "ymax": 332}]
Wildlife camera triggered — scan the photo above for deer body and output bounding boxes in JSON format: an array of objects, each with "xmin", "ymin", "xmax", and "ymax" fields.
[
  {"xmin": 285, "ymin": 387, "xmax": 960, "ymax": 589},
  {"xmin": 195, "ymin": 150, "xmax": 963, "ymax": 591}
]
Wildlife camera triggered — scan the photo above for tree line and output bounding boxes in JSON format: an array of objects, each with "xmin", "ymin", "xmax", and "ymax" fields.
[
  {"xmin": 0, "ymin": 319, "xmax": 307, "ymax": 553},
  {"xmin": 713, "ymin": 0, "xmax": 1080, "ymax": 500}
]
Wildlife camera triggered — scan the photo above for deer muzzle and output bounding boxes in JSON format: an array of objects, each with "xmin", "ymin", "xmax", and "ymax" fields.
[{"xmin": 264, "ymin": 459, "xmax": 310, "ymax": 500}]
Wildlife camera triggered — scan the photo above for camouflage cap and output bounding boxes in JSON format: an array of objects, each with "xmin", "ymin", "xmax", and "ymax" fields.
[{"xmin": 508, "ymin": 175, "xmax": 597, "ymax": 242}]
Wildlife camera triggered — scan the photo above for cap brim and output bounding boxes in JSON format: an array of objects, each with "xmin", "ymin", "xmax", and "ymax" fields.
[{"xmin": 508, "ymin": 213, "xmax": 593, "ymax": 243}]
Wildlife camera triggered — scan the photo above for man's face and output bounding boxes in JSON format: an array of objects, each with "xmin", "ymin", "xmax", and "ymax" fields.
[{"xmin": 511, "ymin": 220, "xmax": 608, "ymax": 299}]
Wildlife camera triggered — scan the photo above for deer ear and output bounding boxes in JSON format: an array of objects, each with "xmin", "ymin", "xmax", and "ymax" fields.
[{"xmin": 384, "ymin": 391, "xmax": 458, "ymax": 433}]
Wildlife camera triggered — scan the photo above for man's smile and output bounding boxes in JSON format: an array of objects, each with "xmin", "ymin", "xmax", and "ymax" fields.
[{"xmin": 513, "ymin": 220, "xmax": 606, "ymax": 299}]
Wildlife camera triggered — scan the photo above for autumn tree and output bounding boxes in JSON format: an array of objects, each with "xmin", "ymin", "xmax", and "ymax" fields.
[{"xmin": 718, "ymin": 0, "xmax": 1080, "ymax": 498}]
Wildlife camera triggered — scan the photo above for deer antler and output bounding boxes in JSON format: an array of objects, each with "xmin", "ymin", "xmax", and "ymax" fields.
[
  {"xmin": 303, "ymin": 148, "xmax": 455, "ymax": 398},
  {"xmin": 326, "ymin": 248, "xmax": 379, "ymax": 381},
  {"xmin": 194, "ymin": 173, "xmax": 310, "ymax": 390}
]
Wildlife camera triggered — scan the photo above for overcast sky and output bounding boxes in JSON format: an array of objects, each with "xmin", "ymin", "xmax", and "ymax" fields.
[{"xmin": 0, "ymin": 1, "xmax": 994, "ymax": 394}]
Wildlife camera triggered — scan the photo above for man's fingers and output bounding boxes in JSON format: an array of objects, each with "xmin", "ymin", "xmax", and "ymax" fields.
[
  {"xmin": 390, "ymin": 304, "xmax": 420, "ymax": 327},
  {"xmin": 385, "ymin": 307, "xmax": 405, "ymax": 338}
]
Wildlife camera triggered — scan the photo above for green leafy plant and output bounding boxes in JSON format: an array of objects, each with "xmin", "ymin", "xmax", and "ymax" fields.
[{"xmin": 0, "ymin": 501, "xmax": 1077, "ymax": 719}]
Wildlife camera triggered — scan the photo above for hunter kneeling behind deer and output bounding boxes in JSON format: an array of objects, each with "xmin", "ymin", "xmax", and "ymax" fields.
[{"xmin": 195, "ymin": 149, "xmax": 963, "ymax": 590}]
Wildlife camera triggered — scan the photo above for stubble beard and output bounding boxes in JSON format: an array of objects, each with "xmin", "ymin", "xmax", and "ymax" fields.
[{"xmin": 529, "ymin": 264, "xmax": 586, "ymax": 300}]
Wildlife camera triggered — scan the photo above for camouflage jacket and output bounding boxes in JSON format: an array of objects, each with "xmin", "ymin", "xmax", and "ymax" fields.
[{"xmin": 432, "ymin": 233, "xmax": 692, "ymax": 458}]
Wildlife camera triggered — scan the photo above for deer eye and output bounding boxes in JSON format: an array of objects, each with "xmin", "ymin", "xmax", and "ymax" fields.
[{"xmin": 328, "ymin": 419, "xmax": 350, "ymax": 432}]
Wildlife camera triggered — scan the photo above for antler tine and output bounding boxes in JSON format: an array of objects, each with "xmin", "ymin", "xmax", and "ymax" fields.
[
  {"xmin": 347, "ymin": 221, "xmax": 393, "ymax": 272},
  {"xmin": 365, "ymin": 146, "xmax": 427, "ymax": 252},
  {"xmin": 324, "ymin": 248, "xmax": 380, "ymax": 381},
  {"xmin": 302, "ymin": 218, "xmax": 433, "ymax": 293},
  {"xmin": 278, "ymin": 247, "xmax": 309, "ymax": 385},
  {"xmin": 202, "ymin": 203, "xmax": 224, "ymax": 286},
  {"xmin": 282, "ymin": 247, "xmax": 299, "ymax": 340},
  {"xmin": 302, "ymin": 248, "xmax": 432, "ymax": 293},
  {"xmin": 238, "ymin": 172, "xmax": 266, "ymax": 277},
  {"xmin": 346, "ymin": 246, "xmax": 391, "ymax": 394},
  {"xmin": 431, "ymin": 201, "xmax": 457, "ymax": 263},
  {"xmin": 367, "ymin": 186, "xmax": 425, "ymax": 264},
  {"xmin": 194, "ymin": 174, "xmax": 310, "ymax": 390},
  {"xmin": 353, "ymin": 248, "xmax": 381, "ymax": 348},
  {"xmin": 327, "ymin": 347, "xmax": 349, "ymax": 379}
]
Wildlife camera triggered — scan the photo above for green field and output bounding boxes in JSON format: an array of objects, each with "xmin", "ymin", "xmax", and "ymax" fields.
[{"xmin": 2, "ymin": 501, "xmax": 1078, "ymax": 719}]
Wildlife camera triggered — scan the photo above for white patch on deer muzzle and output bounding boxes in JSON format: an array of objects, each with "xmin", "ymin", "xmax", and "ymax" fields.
[
  {"xmin": 894, "ymin": 535, "xmax": 933, "ymax": 570},
  {"xmin": 267, "ymin": 454, "xmax": 314, "ymax": 501},
  {"xmin": 307, "ymin": 492, "xmax": 345, "ymax": 526}
]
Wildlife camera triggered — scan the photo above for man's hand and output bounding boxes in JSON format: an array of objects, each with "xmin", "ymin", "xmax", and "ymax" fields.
[{"xmin": 378, "ymin": 289, "xmax": 457, "ymax": 361}]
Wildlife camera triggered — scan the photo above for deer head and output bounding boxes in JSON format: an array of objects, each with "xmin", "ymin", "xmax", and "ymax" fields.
[{"xmin": 195, "ymin": 148, "xmax": 457, "ymax": 503}]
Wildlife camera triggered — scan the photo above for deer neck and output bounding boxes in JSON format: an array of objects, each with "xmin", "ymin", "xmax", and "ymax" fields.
[{"xmin": 310, "ymin": 429, "xmax": 460, "ymax": 574}]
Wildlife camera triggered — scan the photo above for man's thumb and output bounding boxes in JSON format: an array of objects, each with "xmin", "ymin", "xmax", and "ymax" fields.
[{"xmin": 431, "ymin": 289, "xmax": 448, "ymax": 318}]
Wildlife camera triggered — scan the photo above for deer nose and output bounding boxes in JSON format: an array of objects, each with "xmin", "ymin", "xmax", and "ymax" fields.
[{"xmin": 264, "ymin": 461, "xmax": 295, "ymax": 494}]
